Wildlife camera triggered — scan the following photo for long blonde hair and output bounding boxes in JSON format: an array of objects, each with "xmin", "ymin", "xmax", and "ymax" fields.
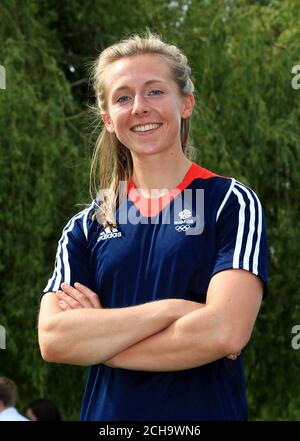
[{"xmin": 90, "ymin": 32, "xmax": 194, "ymax": 226}]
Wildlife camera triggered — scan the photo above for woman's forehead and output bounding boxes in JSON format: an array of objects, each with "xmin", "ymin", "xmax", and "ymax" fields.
[{"xmin": 104, "ymin": 54, "xmax": 172, "ymax": 93}]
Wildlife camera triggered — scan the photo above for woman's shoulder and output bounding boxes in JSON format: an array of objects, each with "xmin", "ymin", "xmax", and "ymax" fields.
[
  {"xmin": 191, "ymin": 161, "xmax": 235, "ymax": 195},
  {"xmin": 61, "ymin": 200, "xmax": 98, "ymax": 242},
  {"xmin": 191, "ymin": 162, "xmax": 233, "ymax": 187},
  {"xmin": 192, "ymin": 162, "xmax": 259, "ymax": 194},
  {"xmin": 191, "ymin": 163, "xmax": 263, "ymax": 215}
]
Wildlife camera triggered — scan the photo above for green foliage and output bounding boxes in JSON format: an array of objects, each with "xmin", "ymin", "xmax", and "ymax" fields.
[
  {"xmin": 181, "ymin": 0, "xmax": 300, "ymax": 420},
  {"xmin": 0, "ymin": 0, "xmax": 89, "ymax": 420},
  {"xmin": 0, "ymin": 0, "xmax": 299, "ymax": 420}
]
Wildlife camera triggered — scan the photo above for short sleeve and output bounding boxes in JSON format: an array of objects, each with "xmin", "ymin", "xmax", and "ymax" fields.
[
  {"xmin": 42, "ymin": 203, "xmax": 95, "ymax": 295},
  {"xmin": 211, "ymin": 180, "xmax": 268, "ymax": 296}
]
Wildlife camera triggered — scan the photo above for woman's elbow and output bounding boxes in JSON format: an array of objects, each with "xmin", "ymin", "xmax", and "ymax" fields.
[
  {"xmin": 39, "ymin": 338, "xmax": 60, "ymax": 362},
  {"xmin": 222, "ymin": 325, "xmax": 252, "ymax": 356},
  {"xmin": 38, "ymin": 322, "xmax": 64, "ymax": 363}
]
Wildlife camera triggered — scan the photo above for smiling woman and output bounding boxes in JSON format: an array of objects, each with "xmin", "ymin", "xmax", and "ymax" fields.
[
  {"xmin": 38, "ymin": 32, "xmax": 268, "ymax": 421},
  {"xmin": 102, "ymin": 54, "xmax": 194, "ymax": 163}
]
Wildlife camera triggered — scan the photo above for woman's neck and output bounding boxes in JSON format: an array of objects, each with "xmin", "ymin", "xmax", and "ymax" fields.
[{"xmin": 132, "ymin": 153, "xmax": 192, "ymax": 198}]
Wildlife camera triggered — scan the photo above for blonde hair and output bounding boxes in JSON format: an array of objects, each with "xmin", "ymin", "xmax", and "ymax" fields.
[{"xmin": 90, "ymin": 32, "xmax": 194, "ymax": 226}]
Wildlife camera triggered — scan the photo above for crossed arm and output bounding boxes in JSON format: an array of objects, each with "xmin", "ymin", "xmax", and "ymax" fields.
[
  {"xmin": 38, "ymin": 269, "xmax": 263, "ymax": 371},
  {"xmin": 104, "ymin": 270, "xmax": 262, "ymax": 371}
]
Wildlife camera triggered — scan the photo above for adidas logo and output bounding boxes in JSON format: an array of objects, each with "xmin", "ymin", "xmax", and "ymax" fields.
[{"xmin": 97, "ymin": 226, "xmax": 122, "ymax": 241}]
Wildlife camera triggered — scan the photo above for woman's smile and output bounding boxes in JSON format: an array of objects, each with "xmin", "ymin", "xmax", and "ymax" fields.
[{"xmin": 131, "ymin": 122, "xmax": 163, "ymax": 134}]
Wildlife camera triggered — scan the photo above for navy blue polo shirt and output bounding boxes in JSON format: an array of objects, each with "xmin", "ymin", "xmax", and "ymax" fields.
[{"xmin": 43, "ymin": 162, "xmax": 268, "ymax": 420}]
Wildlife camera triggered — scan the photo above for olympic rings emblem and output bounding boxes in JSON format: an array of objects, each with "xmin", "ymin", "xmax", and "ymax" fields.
[{"xmin": 175, "ymin": 225, "xmax": 190, "ymax": 232}]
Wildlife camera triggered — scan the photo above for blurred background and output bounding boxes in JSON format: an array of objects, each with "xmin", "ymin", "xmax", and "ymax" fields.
[{"xmin": 0, "ymin": 0, "xmax": 299, "ymax": 420}]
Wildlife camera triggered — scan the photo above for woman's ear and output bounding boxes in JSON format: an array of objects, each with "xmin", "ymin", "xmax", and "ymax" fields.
[
  {"xmin": 181, "ymin": 94, "xmax": 195, "ymax": 119},
  {"xmin": 101, "ymin": 113, "xmax": 115, "ymax": 133}
]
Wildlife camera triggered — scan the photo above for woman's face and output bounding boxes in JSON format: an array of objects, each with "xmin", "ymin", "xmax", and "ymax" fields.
[{"xmin": 102, "ymin": 54, "xmax": 194, "ymax": 158}]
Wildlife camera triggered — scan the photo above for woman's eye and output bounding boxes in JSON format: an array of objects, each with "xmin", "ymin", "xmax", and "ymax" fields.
[
  {"xmin": 116, "ymin": 96, "xmax": 130, "ymax": 103},
  {"xmin": 148, "ymin": 89, "xmax": 163, "ymax": 96}
]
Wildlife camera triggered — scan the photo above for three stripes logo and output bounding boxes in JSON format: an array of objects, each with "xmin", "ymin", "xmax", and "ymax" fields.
[{"xmin": 97, "ymin": 226, "xmax": 122, "ymax": 241}]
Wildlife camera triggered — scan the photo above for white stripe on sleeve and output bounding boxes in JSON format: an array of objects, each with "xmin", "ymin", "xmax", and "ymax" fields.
[
  {"xmin": 232, "ymin": 187, "xmax": 246, "ymax": 268},
  {"xmin": 43, "ymin": 216, "xmax": 74, "ymax": 292},
  {"xmin": 251, "ymin": 193, "xmax": 262, "ymax": 275},
  {"xmin": 44, "ymin": 204, "xmax": 94, "ymax": 292},
  {"xmin": 82, "ymin": 208, "xmax": 89, "ymax": 240},
  {"xmin": 216, "ymin": 178, "xmax": 235, "ymax": 222},
  {"xmin": 235, "ymin": 183, "xmax": 256, "ymax": 271},
  {"xmin": 235, "ymin": 182, "xmax": 263, "ymax": 275}
]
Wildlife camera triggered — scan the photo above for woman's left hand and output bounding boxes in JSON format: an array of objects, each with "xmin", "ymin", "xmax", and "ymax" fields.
[
  {"xmin": 227, "ymin": 352, "xmax": 241, "ymax": 360},
  {"xmin": 56, "ymin": 282, "xmax": 102, "ymax": 310}
]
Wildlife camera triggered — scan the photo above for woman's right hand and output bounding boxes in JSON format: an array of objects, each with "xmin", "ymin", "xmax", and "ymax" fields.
[{"xmin": 56, "ymin": 282, "xmax": 102, "ymax": 310}]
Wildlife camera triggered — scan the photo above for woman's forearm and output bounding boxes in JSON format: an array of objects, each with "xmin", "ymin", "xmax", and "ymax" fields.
[
  {"xmin": 39, "ymin": 294, "xmax": 196, "ymax": 366},
  {"xmin": 103, "ymin": 304, "xmax": 228, "ymax": 371},
  {"xmin": 104, "ymin": 270, "xmax": 261, "ymax": 372}
]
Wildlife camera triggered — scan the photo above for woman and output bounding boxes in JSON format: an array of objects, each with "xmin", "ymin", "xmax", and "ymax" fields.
[{"xmin": 38, "ymin": 33, "xmax": 268, "ymax": 421}]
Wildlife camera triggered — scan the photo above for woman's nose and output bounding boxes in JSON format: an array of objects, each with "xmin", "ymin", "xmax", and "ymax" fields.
[{"xmin": 132, "ymin": 94, "xmax": 149, "ymax": 116}]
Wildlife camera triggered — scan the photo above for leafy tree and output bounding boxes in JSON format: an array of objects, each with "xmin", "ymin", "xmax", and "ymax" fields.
[
  {"xmin": 181, "ymin": 0, "xmax": 300, "ymax": 419},
  {"xmin": 0, "ymin": 0, "xmax": 89, "ymax": 419}
]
